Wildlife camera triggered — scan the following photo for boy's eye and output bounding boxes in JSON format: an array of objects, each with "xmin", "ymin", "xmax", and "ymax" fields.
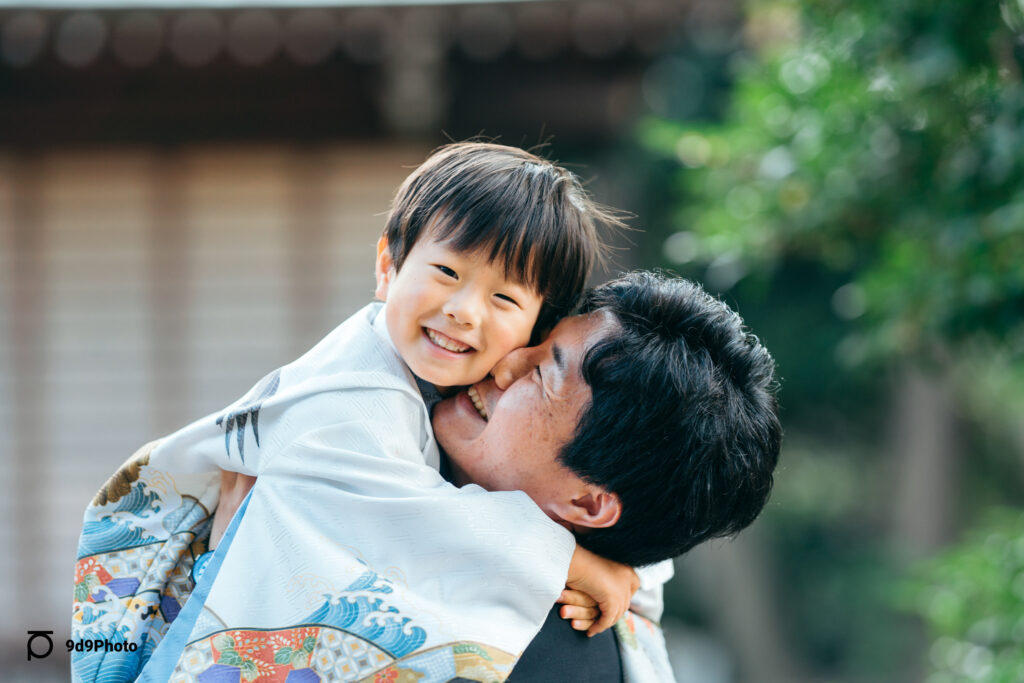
[
  {"xmin": 495, "ymin": 293, "xmax": 520, "ymax": 308},
  {"xmin": 435, "ymin": 265, "xmax": 457, "ymax": 279}
]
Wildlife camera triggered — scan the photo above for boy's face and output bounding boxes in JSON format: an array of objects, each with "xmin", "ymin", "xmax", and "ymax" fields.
[{"xmin": 375, "ymin": 230, "xmax": 543, "ymax": 393}]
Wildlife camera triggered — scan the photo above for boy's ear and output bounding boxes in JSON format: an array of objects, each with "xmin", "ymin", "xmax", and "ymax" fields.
[
  {"xmin": 374, "ymin": 235, "xmax": 394, "ymax": 301},
  {"xmin": 553, "ymin": 488, "xmax": 622, "ymax": 530}
]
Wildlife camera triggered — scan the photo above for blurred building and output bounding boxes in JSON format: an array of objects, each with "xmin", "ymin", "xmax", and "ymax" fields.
[{"xmin": 0, "ymin": 0, "xmax": 738, "ymax": 676}]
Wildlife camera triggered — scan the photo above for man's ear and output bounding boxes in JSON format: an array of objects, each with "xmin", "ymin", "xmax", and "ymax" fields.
[
  {"xmin": 374, "ymin": 235, "xmax": 394, "ymax": 301},
  {"xmin": 555, "ymin": 488, "xmax": 621, "ymax": 530}
]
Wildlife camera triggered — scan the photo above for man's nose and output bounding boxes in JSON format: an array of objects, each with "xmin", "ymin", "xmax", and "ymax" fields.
[
  {"xmin": 443, "ymin": 289, "xmax": 483, "ymax": 328},
  {"xmin": 491, "ymin": 347, "xmax": 533, "ymax": 390}
]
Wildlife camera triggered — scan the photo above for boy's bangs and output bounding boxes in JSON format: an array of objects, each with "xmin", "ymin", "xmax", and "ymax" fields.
[{"xmin": 430, "ymin": 199, "xmax": 578, "ymax": 306}]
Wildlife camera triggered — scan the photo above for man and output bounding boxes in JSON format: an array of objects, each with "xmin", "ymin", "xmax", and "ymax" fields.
[{"xmin": 433, "ymin": 270, "xmax": 781, "ymax": 679}]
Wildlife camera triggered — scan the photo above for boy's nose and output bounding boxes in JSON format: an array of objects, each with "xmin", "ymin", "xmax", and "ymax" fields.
[{"xmin": 443, "ymin": 292, "xmax": 483, "ymax": 328}]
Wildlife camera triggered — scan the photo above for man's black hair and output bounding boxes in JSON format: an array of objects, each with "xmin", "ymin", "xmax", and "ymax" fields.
[
  {"xmin": 564, "ymin": 271, "xmax": 782, "ymax": 567},
  {"xmin": 384, "ymin": 142, "xmax": 622, "ymax": 337}
]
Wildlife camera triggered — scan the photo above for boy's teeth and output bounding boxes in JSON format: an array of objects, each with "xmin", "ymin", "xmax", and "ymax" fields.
[
  {"xmin": 467, "ymin": 385, "xmax": 488, "ymax": 421},
  {"xmin": 427, "ymin": 329, "xmax": 470, "ymax": 353}
]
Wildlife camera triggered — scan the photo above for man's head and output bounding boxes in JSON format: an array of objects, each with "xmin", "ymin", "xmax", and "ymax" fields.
[
  {"xmin": 433, "ymin": 310, "xmax": 626, "ymax": 530},
  {"xmin": 381, "ymin": 142, "xmax": 618, "ymax": 339},
  {"xmin": 433, "ymin": 271, "xmax": 781, "ymax": 567}
]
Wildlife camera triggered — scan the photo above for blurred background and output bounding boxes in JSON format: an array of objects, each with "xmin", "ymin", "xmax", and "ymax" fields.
[{"xmin": 2, "ymin": 0, "xmax": 1023, "ymax": 681}]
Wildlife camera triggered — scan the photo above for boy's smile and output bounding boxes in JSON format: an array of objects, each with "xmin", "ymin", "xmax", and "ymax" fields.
[
  {"xmin": 425, "ymin": 327, "xmax": 473, "ymax": 353},
  {"xmin": 375, "ymin": 229, "xmax": 543, "ymax": 393}
]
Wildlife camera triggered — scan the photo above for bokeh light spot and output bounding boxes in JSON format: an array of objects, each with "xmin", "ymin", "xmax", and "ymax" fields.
[
  {"xmin": 663, "ymin": 231, "xmax": 699, "ymax": 264},
  {"xmin": 675, "ymin": 133, "xmax": 711, "ymax": 168}
]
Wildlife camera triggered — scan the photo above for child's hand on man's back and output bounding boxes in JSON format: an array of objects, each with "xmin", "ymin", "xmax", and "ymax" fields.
[{"xmin": 561, "ymin": 545, "xmax": 639, "ymax": 636}]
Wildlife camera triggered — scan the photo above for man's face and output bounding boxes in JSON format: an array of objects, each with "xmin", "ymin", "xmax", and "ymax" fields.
[{"xmin": 432, "ymin": 312, "xmax": 614, "ymax": 524}]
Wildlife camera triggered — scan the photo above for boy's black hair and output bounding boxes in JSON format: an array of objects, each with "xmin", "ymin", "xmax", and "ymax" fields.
[
  {"xmin": 563, "ymin": 271, "xmax": 782, "ymax": 567},
  {"xmin": 384, "ymin": 142, "xmax": 621, "ymax": 336}
]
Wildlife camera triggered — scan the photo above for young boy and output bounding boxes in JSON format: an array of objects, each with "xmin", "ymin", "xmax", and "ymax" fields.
[
  {"xmin": 215, "ymin": 141, "xmax": 637, "ymax": 632},
  {"xmin": 73, "ymin": 143, "xmax": 642, "ymax": 682}
]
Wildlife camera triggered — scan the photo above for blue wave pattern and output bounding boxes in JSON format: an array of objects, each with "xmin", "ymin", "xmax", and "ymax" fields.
[
  {"xmin": 305, "ymin": 568, "xmax": 427, "ymax": 658},
  {"xmin": 111, "ymin": 482, "xmax": 161, "ymax": 516},
  {"xmin": 71, "ymin": 635, "xmax": 149, "ymax": 683},
  {"xmin": 74, "ymin": 476, "xmax": 189, "ymax": 682},
  {"xmin": 161, "ymin": 494, "xmax": 210, "ymax": 535},
  {"xmin": 71, "ymin": 627, "xmax": 154, "ymax": 683},
  {"xmin": 77, "ymin": 522, "xmax": 158, "ymax": 560},
  {"xmin": 77, "ymin": 481, "xmax": 163, "ymax": 558}
]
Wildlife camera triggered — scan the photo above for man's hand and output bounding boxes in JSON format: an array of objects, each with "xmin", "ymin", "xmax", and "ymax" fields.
[
  {"xmin": 562, "ymin": 545, "xmax": 639, "ymax": 637},
  {"xmin": 209, "ymin": 471, "xmax": 257, "ymax": 549}
]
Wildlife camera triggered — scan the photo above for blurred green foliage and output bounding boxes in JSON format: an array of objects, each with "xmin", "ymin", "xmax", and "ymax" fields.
[
  {"xmin": 905, "ymin": 509, "xmax": 1024, "ymax": 682},
  {"xmin": 635, "ymin": 0, "xmax": 1024, "ymax": 680},
  {"xmin": 641, "ymin": 0, "xmax": 1024, "ymax": 361}
]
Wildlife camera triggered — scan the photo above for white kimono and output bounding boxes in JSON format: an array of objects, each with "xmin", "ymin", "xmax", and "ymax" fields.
[{"xmin": 72, "ymin": 303, "xmax": 676, "ymax": 682}]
